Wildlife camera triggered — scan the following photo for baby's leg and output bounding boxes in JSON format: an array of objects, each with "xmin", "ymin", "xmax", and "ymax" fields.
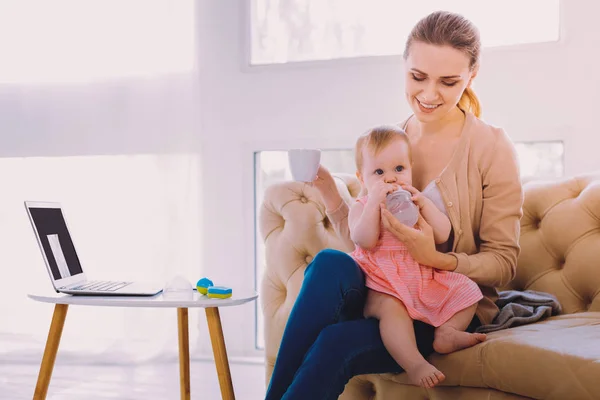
[
  {"xmin": 364, "ymin": 290, "xmax": 445, "ymax": 388},
  {"xmin": 433, "ymin": 303, "xmax": 487, "ymax": 354}
]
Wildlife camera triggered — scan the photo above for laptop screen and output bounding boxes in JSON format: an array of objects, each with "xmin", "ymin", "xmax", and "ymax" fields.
[{"xmin": 28, "ymin": 206, "xmax": 84, "ymax": 281}]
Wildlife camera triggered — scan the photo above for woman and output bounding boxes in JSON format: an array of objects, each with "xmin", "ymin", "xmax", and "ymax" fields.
[{"xmin": 265, "ymin": 10, "xmax": 523, "ymax": 400}]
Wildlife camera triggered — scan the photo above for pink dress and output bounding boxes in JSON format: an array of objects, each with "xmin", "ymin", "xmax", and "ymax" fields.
[{"xmin": 351, "ymin": 196, "xmax": 483, "ymax": 327}]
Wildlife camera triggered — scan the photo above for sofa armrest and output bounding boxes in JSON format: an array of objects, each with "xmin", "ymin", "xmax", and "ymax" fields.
[{"xmin": 258, "ymin": 174, "xmax": 360, "ymax": 384}]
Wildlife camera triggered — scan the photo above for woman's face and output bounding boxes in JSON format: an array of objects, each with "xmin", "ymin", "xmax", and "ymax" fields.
[{"xmin": 404, "ymin": 41, "xmax": 476, "ymax": 122}]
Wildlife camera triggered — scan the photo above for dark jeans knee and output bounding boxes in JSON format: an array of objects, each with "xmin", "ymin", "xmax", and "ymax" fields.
[
  {"xmin": 305, "ymin": 249, "xmax": 363, "ymax": 285},
  {"xmin": 305, "ymin": 249, "xmax": 366, "ymax": 321}
]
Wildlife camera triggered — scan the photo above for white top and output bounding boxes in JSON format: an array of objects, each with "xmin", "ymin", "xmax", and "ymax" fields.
[
  {"xmin": 422, "ymin": 179, "xmax": 448, "ymax": 216},
  {"xmin": 28, "ymin": 289, "xmax": 258, "ymax": 308}
]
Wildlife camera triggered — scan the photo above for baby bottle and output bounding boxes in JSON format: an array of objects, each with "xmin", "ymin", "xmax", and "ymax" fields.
[{"xmin": 385, "ymin": 188, "xmax": 419, "ymax": 227}]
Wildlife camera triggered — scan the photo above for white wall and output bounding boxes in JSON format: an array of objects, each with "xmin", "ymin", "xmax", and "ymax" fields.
[
  {"xmin": 196, "ymin": 0, "xmax": 600, "ymax": 357},
  {"xmin": 0, "ymin": 76, "xmax": 201, "ymax": 156},
  {"xmin": 1, "ymin": 0, "xmax": 599, "ymax": 360}
]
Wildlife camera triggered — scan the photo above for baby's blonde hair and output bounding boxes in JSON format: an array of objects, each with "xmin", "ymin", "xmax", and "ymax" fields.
[{"xmin": 355, "ymin": 125, "xmax": 411, "ymax": 172}]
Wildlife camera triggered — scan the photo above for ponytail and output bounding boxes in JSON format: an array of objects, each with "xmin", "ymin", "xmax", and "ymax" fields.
[{"xmin": 458, "ymin": 86, "xmax": 481, "ymax": 118}]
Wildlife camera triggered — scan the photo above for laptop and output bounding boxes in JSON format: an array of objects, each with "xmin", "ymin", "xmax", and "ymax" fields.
[{"xmin": 25, "ymin": 201, "xmax": 162, "ymax": 296}]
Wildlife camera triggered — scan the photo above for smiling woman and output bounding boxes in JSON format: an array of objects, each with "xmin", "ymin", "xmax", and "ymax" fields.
[
  {"xmin": 405, "ymin": 43, "xmax": 479, "ymax": 119},
  {"xmin": 403, "ymin": 10, "xmax": 482, "ymax": 122}
]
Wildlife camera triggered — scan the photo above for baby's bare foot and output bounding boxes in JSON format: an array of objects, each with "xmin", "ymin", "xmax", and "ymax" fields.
[
  {"xmin": 433, "ymin": 326, "xmax": 487, "ymax": 354},
  {"xmin": 406, "ymin": 362, "xmax": 446, "ymax": 388}
]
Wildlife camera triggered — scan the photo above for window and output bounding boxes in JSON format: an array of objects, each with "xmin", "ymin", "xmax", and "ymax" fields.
[
  {"xmin": 1, "ymin": 154, "xmax": 203, "ymax": 361},
  {"xmin": 254, "ymin": 141, "xmax": 564, "ymax": 349},
  {"xmin": 250, "ymin": 0, "xmax": 560, "ymax": 65},
  {"xmin": 514, "ymin": 141, "xmax": 564, "ymax": 179},
  {"xmin": 0, "ymin": 0, "xmax": 195, "ymax": 84}
]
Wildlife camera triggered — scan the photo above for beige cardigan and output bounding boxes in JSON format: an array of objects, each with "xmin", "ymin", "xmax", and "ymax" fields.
[{"xmin": 327, "ymin": 112, "xmax": 524, "ymax": 325}]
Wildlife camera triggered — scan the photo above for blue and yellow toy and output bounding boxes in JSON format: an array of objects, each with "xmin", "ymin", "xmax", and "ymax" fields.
[
  {"xmin": 207, "ymin": 286, "xmax": 233, "ymax": 299},
  {"xmin": 196, "ymin": 277, "xmax": 214, "ymax": 295}
]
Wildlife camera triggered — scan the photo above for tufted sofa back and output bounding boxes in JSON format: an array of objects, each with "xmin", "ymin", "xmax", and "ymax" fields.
[
  {"xmin": 507, "ymin": 173, "xmax": 600, "ymax": 313},
  {"xmin": 258, "ymin": 173, "xmax": 600, "ymax": 385}
]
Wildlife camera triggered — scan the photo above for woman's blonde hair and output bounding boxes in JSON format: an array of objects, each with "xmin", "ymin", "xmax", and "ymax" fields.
[
  {"xmin": 403, "ymin": 11, "xmax": 482, "ymax": 118},
  {"xmin": 355, "ymin": 125, "xmax": 411, "ymax": 171}
]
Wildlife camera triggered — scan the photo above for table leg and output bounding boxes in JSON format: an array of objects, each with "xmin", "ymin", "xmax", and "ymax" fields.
[
  {"xmin": 34, "ymin": 304, "xmax": 68, "ymax": 400},
  {"xmin": 205, "ymin": 307, "xmax": 235, "ymax": 400},
  {"xmin": 177, "ymin": 308, "xmax": 191, "ymax": 400}
]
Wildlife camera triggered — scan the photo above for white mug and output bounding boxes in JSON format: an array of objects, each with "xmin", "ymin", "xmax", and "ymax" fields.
[{"xmin": 288, "ymin": 149, "xmax": 321, "ymax": 182}]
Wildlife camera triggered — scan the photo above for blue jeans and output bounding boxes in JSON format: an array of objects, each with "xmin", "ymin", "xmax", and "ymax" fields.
[{"xmin": 264, "ymin": 249, "xmax": 437, "ymax": 400}]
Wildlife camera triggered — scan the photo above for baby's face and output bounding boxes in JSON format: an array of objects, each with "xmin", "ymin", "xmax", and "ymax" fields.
[{"xmin": 360, "ymin": 138, "xmax": 413, "ymax": 192}]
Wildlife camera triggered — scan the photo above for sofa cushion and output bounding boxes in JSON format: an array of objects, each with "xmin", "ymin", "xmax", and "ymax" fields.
[
  {"xmin": 342, "ymin": 376, "xmax": 531, "ymax": 399},
  {"xmin": 384, "ymin": 313, "xmax": 600, "ymax": 399},
  {"xmin": 509, "ymin": 174, "xmax": 600, "ymax": 313}
]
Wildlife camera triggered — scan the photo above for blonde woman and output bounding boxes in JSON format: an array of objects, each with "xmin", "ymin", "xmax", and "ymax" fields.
[{"xmin": 266, "ymin": 10, "xmax": 523, "ymax": 399}]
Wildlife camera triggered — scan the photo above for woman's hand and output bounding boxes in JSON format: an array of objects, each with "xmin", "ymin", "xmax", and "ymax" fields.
[
  {"xmin": 381, "ymin": 205, "xmax": 456, "ymax": 271},
  {"xmin": 311, "ymin": 164, "xmax": 343, "ymax": 211}
]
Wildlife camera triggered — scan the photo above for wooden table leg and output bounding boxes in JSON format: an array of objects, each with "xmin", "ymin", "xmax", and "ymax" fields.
[
  {"xmin": 177, "ymin": 308, "xmax": 191, "ymax": 400},
  {"xmin": 205, "ymin": 307, "xmax": 235, "ymax": 400},
  {"xmin": 34, "ymin": 304, "xmax": 68, "ymax": 400}
]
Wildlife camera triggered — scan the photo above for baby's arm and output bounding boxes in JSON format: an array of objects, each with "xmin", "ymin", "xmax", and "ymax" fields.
[
  {"xmin": 419, "ymin": 197, "xmax": 451, "ymax": 244},
  {"xmin": 349, "ymin": 199, "xmax": 381, "ymax": 250},
  {"xmin": 403, "ymin": 185, "xmax": 451, "ymax": 244}
]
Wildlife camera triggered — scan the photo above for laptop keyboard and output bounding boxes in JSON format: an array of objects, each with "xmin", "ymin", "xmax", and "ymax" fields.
[{"xmin": 69, "ymin": 281, "xmax": 132, "ymax": 292}]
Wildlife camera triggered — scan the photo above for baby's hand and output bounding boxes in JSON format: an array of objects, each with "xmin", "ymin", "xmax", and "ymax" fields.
[
  {"xmin": 368, "ymin": 181, "xmax": 398, "ymax": 206},
  {"xmin": 401, "ymin": 184, "xmax": 430, "ymax": 210}
]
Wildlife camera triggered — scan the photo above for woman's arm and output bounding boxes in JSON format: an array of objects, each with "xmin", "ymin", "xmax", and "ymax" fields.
[
  {"xmin": 348, "ymin": 201, "xmax": 381, "ymax": 250},
  {"xmin": 449, "ymin": 130, "xmax": 523, "ymax": 288},
  {"xmin": 311, "ymin": 165, "xmax": 354, "ymax": 250}
]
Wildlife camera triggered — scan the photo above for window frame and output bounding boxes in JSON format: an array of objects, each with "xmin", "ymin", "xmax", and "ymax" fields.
[
  {"xmin": 242, "ymin": 0, "xmax": 565, "ymax": 72},
  {"xmin": 0, "ymin": 0, "xmax": 196, "ymax": 84}
]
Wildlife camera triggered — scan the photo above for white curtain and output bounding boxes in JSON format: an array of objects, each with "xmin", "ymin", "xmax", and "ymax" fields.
[{"xmin": 0, "ymin": 0, "xmax": 204, "ymax": 366}]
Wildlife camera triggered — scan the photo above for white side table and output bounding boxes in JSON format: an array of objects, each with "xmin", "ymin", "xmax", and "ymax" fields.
[{"xmin": 28, "ymin": 290, "xmax": 258, "ymax": 400}]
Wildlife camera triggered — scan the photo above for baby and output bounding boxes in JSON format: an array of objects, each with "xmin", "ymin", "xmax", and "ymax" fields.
[{"xmin": 349, "ymin": 125, "xmax": 486, "ymax": 388}]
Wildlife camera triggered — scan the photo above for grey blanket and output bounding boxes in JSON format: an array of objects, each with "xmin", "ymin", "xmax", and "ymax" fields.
[{"xmin": 475, "ymin": 290, "xmax": 562, "ymax": 334}]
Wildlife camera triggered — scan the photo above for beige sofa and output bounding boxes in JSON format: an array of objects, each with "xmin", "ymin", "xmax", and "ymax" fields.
[{"xmin": 259, "ymin": 172, "xmax": 600, "ymax": 399}]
